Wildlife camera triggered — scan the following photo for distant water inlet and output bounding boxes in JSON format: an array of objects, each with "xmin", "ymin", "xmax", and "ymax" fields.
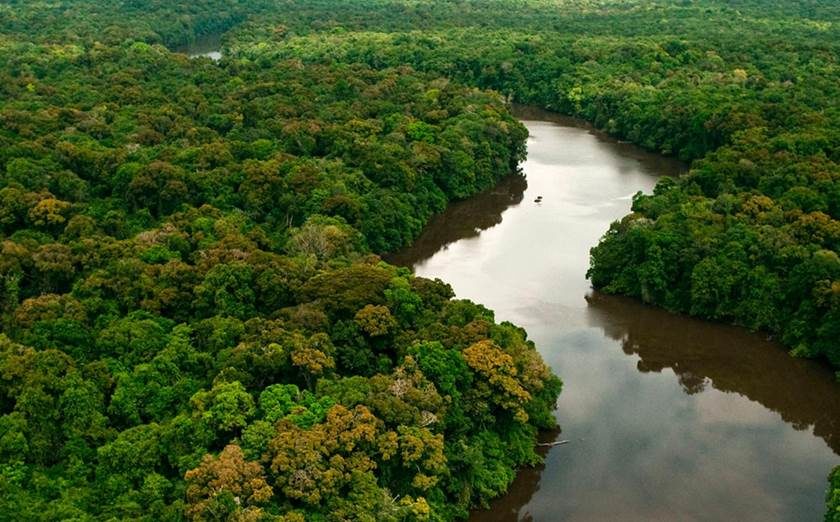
[
  {"xmin": 391, "ymin": 107, "xmax": 840, "ymax": 521},
  {"xmin": 175, "ymin": 33, "xmax": 223, "ymax": 60}
]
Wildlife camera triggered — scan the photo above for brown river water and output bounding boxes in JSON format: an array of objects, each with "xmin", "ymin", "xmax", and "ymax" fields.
[{"xmin": 390, "ymin": 107, "xmax": 840, "ymax": 521}]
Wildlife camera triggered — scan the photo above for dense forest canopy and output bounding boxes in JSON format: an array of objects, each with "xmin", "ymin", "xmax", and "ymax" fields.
[
  {"xmin": 0, "ymin": 2, "xmax": 562, "ymax": 520},
  {"xmin": 220, "ymin": 0, "xmax": 840, "ymax": 371},
  {"xmin": 1, "ymin": 0, "xmax": 839, "ymax": 519}
]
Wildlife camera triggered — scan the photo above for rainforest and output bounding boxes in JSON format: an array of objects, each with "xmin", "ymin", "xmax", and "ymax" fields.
[{"xmin": 0, "ymin": 0, "xmax": 838, "ymax": 520}]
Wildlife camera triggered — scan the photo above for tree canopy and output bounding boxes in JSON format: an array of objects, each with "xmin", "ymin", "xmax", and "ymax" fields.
[
  {"xmin": 0, "ymin": 2, "xmax": 560, "ymax": 520},
  {"xmin": 2, "ymin": 0, "xmax": 840, "ymax": 518}
]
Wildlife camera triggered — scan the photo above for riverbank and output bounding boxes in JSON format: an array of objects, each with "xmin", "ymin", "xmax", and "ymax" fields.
[{"xmin": 392, "ymin": 110, "xmax": 840, "ymax": 521}]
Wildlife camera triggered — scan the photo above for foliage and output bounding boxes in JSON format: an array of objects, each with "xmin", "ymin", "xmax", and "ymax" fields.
[
  {"xmin": 0, "ymin": 4, "xmax": 555, "ymax": 518},
  {"xmin": 6, "ymin": 0, "xmax": 840, "ymax": 518},
  {"xmin": 205, "ymin": 0, "xmax": 840, "ymax": 372},
  {"xmin": 829, "ymin": 465, "xmax": 840, "ymax": 522}
]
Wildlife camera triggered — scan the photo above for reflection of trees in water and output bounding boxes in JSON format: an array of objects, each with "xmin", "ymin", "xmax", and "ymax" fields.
[
  {"xmin": 386, "ymin": 174, "xmax": 527, "ymax": 267},
  {"xmin": 585, "ymin": 291, "xmax": 840, "ymax": 454},
  {"xmin": 467, "ymin": 427, "xmax": 560, "ymax": 522}
]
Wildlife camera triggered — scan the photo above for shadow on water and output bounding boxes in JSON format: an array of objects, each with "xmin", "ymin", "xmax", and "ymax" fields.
[
  {"xmin": 385, "ymin": 174, "xmax": 527, "ymax": 267},
  {"xmin": 467, "ymin": 428, "xmax": 560, "ymax": 522},
  {"xmin": 584, "ymin": 291, "xmax": 840, "ymax": 454}
]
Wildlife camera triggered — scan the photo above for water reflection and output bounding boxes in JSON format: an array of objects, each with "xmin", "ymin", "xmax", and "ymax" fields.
[
  {"xmin": 585, "ymin": 291, "xmax": 840, "ymax": 454},
  {"xmin": 386, "ymin": 174, "xmax": 526, "ymax": 266},
  {"xmin": 470, "ymin": 431, "xmax": 556, "ymax": 522}
]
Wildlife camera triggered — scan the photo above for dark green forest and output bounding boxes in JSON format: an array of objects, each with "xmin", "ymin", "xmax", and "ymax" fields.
[
  {"xmin": 0, "ymin": 3, "xmax": 558, "ymax": 520},
  {"xmin": 217, "ymin": 0, "xmax": 840, "ymax": 372},
  {"xmin": 1, "ymin": 0, "xmax": 839, "ymax": 520}
]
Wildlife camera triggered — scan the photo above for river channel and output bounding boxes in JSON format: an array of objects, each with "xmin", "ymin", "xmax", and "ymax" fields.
[{"xmin": 390, "ymin": 107, "xmax": 840, "ymax": 521}]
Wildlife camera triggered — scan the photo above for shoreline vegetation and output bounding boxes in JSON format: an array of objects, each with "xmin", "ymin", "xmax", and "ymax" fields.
[
  {"xmin": 0, "ymin": 7, "xmax": 560, "ymax": 521},
  {"xmin": 1, "ymin": 0, "xmax": 838, "ymax": 519}
]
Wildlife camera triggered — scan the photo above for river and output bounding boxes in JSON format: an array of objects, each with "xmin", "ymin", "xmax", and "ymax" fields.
[{"xmin": 390, "ymin": 107, "xmax": 840, "ymax": 521}]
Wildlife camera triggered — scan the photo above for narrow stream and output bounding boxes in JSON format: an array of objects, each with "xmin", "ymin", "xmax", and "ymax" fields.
[{"xmin": 391, "ymin": 108, "xmax": 840, "ymax": 521}]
